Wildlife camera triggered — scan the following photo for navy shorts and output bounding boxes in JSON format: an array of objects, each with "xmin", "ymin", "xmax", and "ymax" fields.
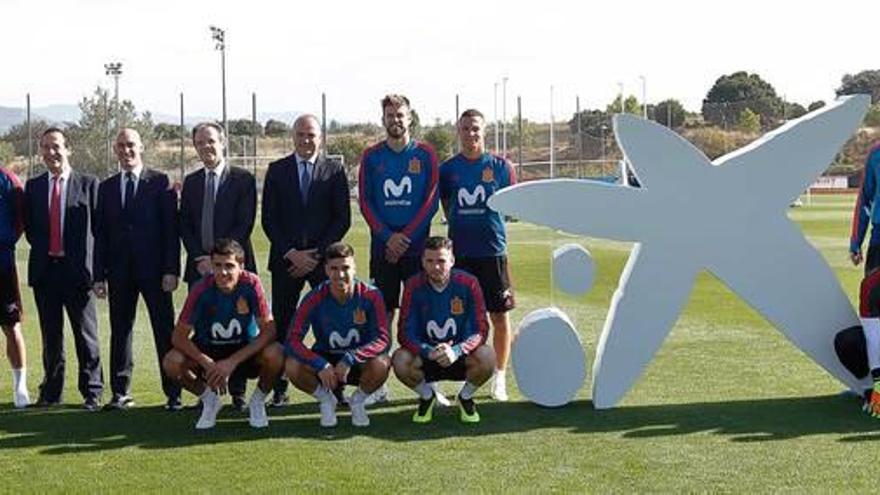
[
  {"xmin": 196, "ymin": 343, "xmax": 260, "ymax": 380},
  {"xmin": 0, "ymin": 266, "xmax": 22, "ymax": 326},
  {"xmin": 369, "ymin": 255, "xmax": 420, "ymax": 311},
  {"xmin": 421, "ymin": 355, "xmax": 467, "ymax": 382},
  {"xmin": 320, "ymin": 351, "xmax": 365, "ymax": 386},
  {"xmin": 455, "ymin": 255, "xmax": 515, "ymax": 313}
]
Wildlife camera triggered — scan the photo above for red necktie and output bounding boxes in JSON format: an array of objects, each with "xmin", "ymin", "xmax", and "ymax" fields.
[{"xmin": 49, "ymin": 176, "xmax": 62, "ymax": 256}]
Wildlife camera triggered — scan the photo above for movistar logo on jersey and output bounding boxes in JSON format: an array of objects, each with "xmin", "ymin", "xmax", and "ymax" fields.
[
  {"xmin": 383, "ymin": 176, "xmax": 413, "ymax": 206},
  {"xmin": 329, "ymin": 328, "xmax": 361, "ymax": 349},
  {"xmin": 427, "ymin": 318, "xmax": 457, "ymax": 340},
  {"xmin": 457, "ymin": 185, "xmax": 487, "ymax": 214},
  {"xmin": 211, "ymin": 319, "xmax": 242, "ymax": 341}
]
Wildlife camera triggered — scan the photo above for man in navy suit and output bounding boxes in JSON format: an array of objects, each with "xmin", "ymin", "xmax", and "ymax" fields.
[
  {"xmin": 179, "ymin": 122, "xmax": 257, "ymax": 408},
  {"xmin": 24, "ymin": 128, "xmax": 103, "ymax": 410},
  {"xmin": 262, "ymin": 114, "xmax": 351, "ymax": 406},
  {"xmin": 93, "ymin": 128, "xmax": 181, "ymax": 410}
]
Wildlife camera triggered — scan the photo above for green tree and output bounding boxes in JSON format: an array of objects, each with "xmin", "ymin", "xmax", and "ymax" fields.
[
  {"xmin": 2, "ymin": 119, "xmax": 51, "ymax": 156},
  {"xmin": 265, "ymin": 119, "xmax": 289, "ymax": 138},
  {"xmin": 651, "ymin": 99, "xmax": 686, "ymax": 129},
  {"xmin": 808, "ymin": 100, "xmax": 826, "ymax": 112},
  {"xmin": 701, "ymin": 71, "xmax": 784, "ymax": 129},
  {"xmin": 422, "ymin": 125, "xmax": 455, "ymax": 161},
  {"xmin": 153, "ymin": 122, "xmax": 182, "ymax": 141},
  {"xmin": 227, "ymin": 119, "xmax": 262, "ymax": 137},
  {"xmin": 67, "ymin": 87, "xmax": 155, "ymax": 177},
  {"xmin": 737, "ymin": 108, "xmax": 761, "ymax": 133},
  {"xmin": 606, "ymin": 95, "xmax": 641, "ymax": 115},
  {"xmin": 784, "ymin": 102, "xmax": 807, "ymax": 120},
  {"xmin": 326, "ymin": 134, "xmax": 368, "ymax": 171},
  {"xmin": 836, "ymin": 70, "xmax": 880, "ymax": 103},
  {"xmin": 0, "ymin": 141, "xmax": 14, "ymax": 166},
  {"xmin": 410, "ymin": 109, "xmax": 422, "ymax": 138},
  {"xmin": 865, "ymin": 104, "xmax": 880, "ymax": 127}
]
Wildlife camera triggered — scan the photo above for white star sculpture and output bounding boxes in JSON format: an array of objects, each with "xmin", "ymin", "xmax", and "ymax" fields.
[{"xmin": 489, "ymin": 95, "xmax": 871, "ymax": 409}]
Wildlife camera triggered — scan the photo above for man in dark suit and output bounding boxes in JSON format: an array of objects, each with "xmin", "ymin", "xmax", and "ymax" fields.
[
  {"xmin": 179, "ymin": 121, "xmax": 257, "ymax": 408},
  {"xmin": 93, "ymin": 128, "xmax": 181, "ymax": 410},
  {"xmin": 24, "ymin": 128, "xmax": 103, "ymax": 410},
  {"xmin": 262, "ymin": 114, "xmax": 351, "ymax": 406}
]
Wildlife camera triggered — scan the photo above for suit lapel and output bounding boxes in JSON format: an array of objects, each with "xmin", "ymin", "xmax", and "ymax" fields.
[{"xmin": 65, "ymin": 171, "xmax": 79, "ymax": 209}]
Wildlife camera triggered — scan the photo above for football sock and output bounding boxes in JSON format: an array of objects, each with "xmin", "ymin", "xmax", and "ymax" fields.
[
  {"xmin": 350, "ymin": 387, "xmax": 368, "ymax": 405},
  {"xmin": 12, "ymin": 368, "xmax": 25, "ymax": 393},
  {"xmin": 459, "ymin": 381, "xmax": 478, "ymax": 400},
  {"xmin": 199, "ymin": 388, "xmax": 214, "ymax": 401},
  {"xmin": 414, "ymin": 380, "xmax": 433, "ymax": 400},
  {"xmin": 312, "ymin": 385, "xmax": 332, "ymax": 401},
  {"xmin": 863, "ymin": 317, "xmax": 880, "ymax": 371}
]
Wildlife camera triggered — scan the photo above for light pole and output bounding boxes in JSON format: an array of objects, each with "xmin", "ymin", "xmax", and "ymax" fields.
[
  {"xmin": 502, "ymin": 76, "xmax": 508, "ymax": 158},
  {"xmin": 639, "ymin": 75, "xmax": 647, "ymax": 118},
  {"xmin": 617, "ymin": 81, "xmax": 624, "ymax": 114},
  {"xmin": 210, "ymin": 25, "xmax": 227, "ymax": 136},
  {"xmin": 493, "ymin": 81, "xmax": 499, "ymax": 154},
  {"xmin": 104, "ymin": 62, "xmax": 122, "ymax": 128}
]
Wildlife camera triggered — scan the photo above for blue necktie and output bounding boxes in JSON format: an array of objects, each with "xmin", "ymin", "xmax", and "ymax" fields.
[
  {"xmin": 123, "ymin": 171, "xmax": 135, "ymax": 221},
  {"xmin": 300, "ymin": 161, "xmax": 312, "ymax": 203}
]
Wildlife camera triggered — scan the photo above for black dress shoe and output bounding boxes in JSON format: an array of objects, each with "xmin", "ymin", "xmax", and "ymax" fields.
[
  {"xmin": 231, "ymin": 394, "xmax": 247, "ymax": 412},
  {"xmin": 267, "ymin": 392, "xmax": 289, "ymax": 408},
  {"xmin": 103, "ymin": 395, "xmax": 135, "ymax": 411},
  {"xmin": 164, "ymin": 396, "xmax": 183, "ymax": 411},
  {"xmin": 33, "ymin": 398, "xmax": 60, "ymax": 408},
  {"xmin": 83, "ymin": 397, "xmax": 101, "ymax": 412}
]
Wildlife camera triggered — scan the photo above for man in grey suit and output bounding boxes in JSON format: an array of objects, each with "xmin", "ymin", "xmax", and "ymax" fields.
[
  {"xmin": 24, "ymin": 128, "xmax": 103, "ymax": 410},
  {"xmin": 261, "ymin": 114, "xmax": 351, "ymax": 406},
  {"xmin": 179, "ymin": 122, "xmax": 257, "ymax": 409}
]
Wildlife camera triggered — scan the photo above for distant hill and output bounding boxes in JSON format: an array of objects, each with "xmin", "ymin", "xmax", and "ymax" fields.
[{"xmin": 0, "ymin": 104, "xmax": 80, "ymax": 133}]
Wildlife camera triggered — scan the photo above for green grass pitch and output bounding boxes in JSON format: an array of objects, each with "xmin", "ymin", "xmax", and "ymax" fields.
[{"xmin": 1, "ymin": 194, "xmax": 879, "ymax": 492}]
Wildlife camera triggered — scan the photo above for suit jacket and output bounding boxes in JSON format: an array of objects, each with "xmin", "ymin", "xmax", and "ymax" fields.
[
  {"xmin": 24, "ymin": 169, "xmax": 98, "ymax": 288},
  {"xmin": 262, "ymin": 154, "xmax": 351, "ymax": 273},
  {"xmin": 93, "ymin": 167, "xmax": 180, "ymax": 285},
  {"xmin": 179, "ymin": 165, "xmax": 256, "ymax": 283}
]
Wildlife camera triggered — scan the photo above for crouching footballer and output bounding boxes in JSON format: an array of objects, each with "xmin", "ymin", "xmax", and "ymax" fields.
[
  {"xmin": 393, "ymin": 236, "xmax": 494, "ymax": 423},
  {"xmin": 284, "ymin": 242, "xmax": 391, "ymax": 428},
  {"xmin": 162, "ymin": 239, "xmax": 284, "ymax": 429}
]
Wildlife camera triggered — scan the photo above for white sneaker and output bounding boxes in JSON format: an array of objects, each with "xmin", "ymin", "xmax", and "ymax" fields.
[
  {"xmin": 248, "ymin": 390, "xmax": 269, "ymax": 428},
  {"xmin": 431, "ymin": 382, "xmax": 453, "ymax": 407},
  {"xmin": 364, "ymin": 383, "xmax": 390, "ymax": 407},
  {"xmin": 319, "ymin": 393, "xmax": 338, "ymax": 428},
  {"xmin": 350, "ymin": 398, "xmax": 370, "ymax": 427},
  {"xmin": 491, "ymin": 372, "xmax": 509, "ymax": 402},
  {"xmin": 195, "ymin": 390, "xmax": 222, "ymax": 429},
  {"xmin": 13, "ymin": 388, "xmax": 30, "ymax": 409}
]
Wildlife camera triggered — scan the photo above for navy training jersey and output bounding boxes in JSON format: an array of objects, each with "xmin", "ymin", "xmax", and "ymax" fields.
[
  {"xmin": 358, "ymin": 139, "xmax": 439, "ymax": 258},
  {"xmin": 398, "ymin": 269, "xmax": 489, "ymax": 360},
  {"xmin": 178, "ymin": 271, "xmax": 271, "ymax": 349},
  {"xmin": 0, "ymin": 167, "xmax": 23, "ymax": 270},
  {"xmin": 287, "ymin": 279, "xmax": 389, "ymax": 370},
  {"xmin": 439, "ymin": 152, "xmax": 516, "ymax": 258}
]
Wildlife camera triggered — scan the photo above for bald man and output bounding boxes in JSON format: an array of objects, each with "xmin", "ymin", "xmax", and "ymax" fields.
[
  {"xmin": 261, "ymin": 114, "xmax": 351, "ymax": 406},
  {"xmin": 93, "ymin": 128, "xmax": 182, "ymax": 410}
]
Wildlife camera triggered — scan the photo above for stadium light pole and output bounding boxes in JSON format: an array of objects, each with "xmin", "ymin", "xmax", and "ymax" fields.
[
  {"xmin": 640, "ymin": 75, "xmax": 647, "ymax": 118},
  {"xmin": 104, "ymin": 62, "xmax": 122, "ymax": 129},
  {"xmin": 617, "ymin": 81, "xmax": 624, "ymax": 114},
  {"xmin": 502, "ymin": 76, "xmax": 508, "ymax": 158},
  {"xmin": 493, "ymin": 81, "xmax": 499, "ymax": 154},
  {"xmin": 210, "ymin": 25, "xmax": 227, "ymax": 136}
]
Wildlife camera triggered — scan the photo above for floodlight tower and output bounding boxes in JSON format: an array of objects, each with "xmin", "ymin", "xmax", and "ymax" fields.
[
  {"xmin": 104, "ymin": 62, "xmax": 123, "ymax": 129},
  {"xmin": 639, "ymin": 75, "xmax": 647, "ymax": 118},
  {"xmin": 502, "ymin": 76, "xmax": 508, "ymax": 158},
  {"xmin": 210, "ymin": 25, "xmax": 227, "ymax": 135}
]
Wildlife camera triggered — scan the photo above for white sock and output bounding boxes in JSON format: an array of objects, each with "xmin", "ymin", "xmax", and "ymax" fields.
[
  {"xmin": 252, "ymin": 387, "xmax": 267, "ymax": 402},
  {"xmin": 12, "ymin": 368, "xmax": 25, "ymax": 392},
  {"xmin": 414, "ymin": 380, "xmax": 433, "ymax": 400},
  {"xmin": 350, "ymin": 387, "xmax": 368, "ymax": 405},
  {"xmin": 494, "ymin": 369, "xmax": 506, "ymax": 383},
  {"xmin": 863, "ymin": 317, "xmax": 880, "ymax": 371},
  {"xmin": 312, "ymin": 385, "xmax": 332, "ymax": 402},
  {"xmin": 199, "ymin": 388, "xmax": 216, "ymax": 401},
  {"xmin": 459, "ymin": 382, "xmax": 478, "ymax": 400}
]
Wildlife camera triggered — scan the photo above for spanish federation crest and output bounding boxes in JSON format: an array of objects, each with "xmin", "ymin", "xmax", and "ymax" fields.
[
  {"xmin": 353, "ymin": 308, "xmax": 367, "ymax": 325},
  {"xmin": 450, "ymin": 296, "xmax": 464, "ymax": 316},
  {"xmin": 408, "ymin": 158, "xmax": 421, "ymax": 174},
  {"xmin": 236, "ymin": 296, "xmax": 249, "ymax": 315},
  {"xmin": 482, "ymin": 167, "xmax": 494, "ymax": 183}
]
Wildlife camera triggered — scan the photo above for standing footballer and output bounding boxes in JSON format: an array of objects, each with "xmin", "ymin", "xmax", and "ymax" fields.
[{"xmin": 440, "ymin": 109, "xmax": 517, "ymax": 401}]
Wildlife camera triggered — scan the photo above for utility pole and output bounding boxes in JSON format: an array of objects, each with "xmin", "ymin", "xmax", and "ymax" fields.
[
  {"xmin": 104, "ymin": 62, "xmax": 123, "ymax": 129},
  {"xmin": 210, "ymin": 26, "xmax": 227, "ymax": 136}
]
